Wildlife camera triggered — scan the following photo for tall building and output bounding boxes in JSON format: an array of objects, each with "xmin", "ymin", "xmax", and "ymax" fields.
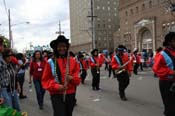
[
  {"xmin": 114, "ymin": 0, "xmax": 175, "ymax": 52},
  {"xmin": 69, "ymin": 0, "xmax": 119, "ymax": 53}
]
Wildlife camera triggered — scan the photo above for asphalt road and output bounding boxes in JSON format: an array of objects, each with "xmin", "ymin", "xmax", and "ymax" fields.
[{"xmin": 20, "ymin": 68, "xmax": 164, "ymax": 116}]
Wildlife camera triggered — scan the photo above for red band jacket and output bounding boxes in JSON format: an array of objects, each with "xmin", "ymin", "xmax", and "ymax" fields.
[
  {"xmin": 111, "ymin": 53, "xmax": 132, "ymax": 74},
  {"xmin": 152, "ymin": 48, "xmax": 175, "ymax": 81},
  {"xmin": 42, "ymin": 57, "xmax": 81, "ymax": 95},
  {"xmin": 89, "ymin": 55, "xmax": 104, "ymax": 69}
]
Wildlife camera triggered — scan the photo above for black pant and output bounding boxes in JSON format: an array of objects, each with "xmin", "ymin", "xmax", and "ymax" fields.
[
  {"xmin": 80, "ymin": 70, "xmax": 87, "ymax": 84},
  {"xmin": 105, "ymin": 62, "xmax": 109, "ymax": 71},
  {"xmin": 159, "ymin": 80, "xmax": 175, "ymax": 116},
  {"xmin": 50, "ymin": 93, "xmax": 76, "ymax": 116},
  {"xmin": 140, "ymin": 63, "xmax": 143, "ymax": 71},
  {"xmin": 116, "ymin": 71, "xmax": 130, "ymax": 98},
  {"xmin": 91, "ymin": 68, "xmax": 100, "ymax": 89},
  {"xmin": 17, "ymin": 73, "xmax": 25, "ymax": 96},
  {"xmin": 108, "ymin": 65, "xmax": 115, "ymax": 78},
  {"xmin": 133, "ymin": 63, "xmax": 139, "ymax": 75}
]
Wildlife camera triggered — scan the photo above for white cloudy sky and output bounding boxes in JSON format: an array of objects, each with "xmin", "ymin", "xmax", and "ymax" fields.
[{"xmin": 0, "ymin": 0, "xmax": 70, "ymax": 52}]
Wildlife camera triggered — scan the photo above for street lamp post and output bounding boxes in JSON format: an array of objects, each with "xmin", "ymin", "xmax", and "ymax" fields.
[{"xmin": 8, "ymin": 9, "xmax": 12, "ymax": 48}]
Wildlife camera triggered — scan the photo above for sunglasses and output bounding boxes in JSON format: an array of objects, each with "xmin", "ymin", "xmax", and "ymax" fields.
[
  {"xmin": 57, "ymin": 47, "xmax": 67, "ymax": 50},
  {"xmin": 6, "ymin": 54, "xmax": 13, "ymax": 57}
]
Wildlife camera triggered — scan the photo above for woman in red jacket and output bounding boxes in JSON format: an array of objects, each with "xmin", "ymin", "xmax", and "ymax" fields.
[
  {"xmin": 153, "ymin": 32, "xmax": 175, "ymax": 116},
  {"xmin": 29, "ymin": 50, "xmax": 46, "ymax": 109},
  {"xmin": 42, "ymin": 35, "xmax": 80, "ymax": 116}
]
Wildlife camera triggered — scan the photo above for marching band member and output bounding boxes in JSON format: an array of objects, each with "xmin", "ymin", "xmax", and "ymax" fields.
[
  {"xmin": 42, "ymin": 35, "xmax": 80, "ymax": 116},
  {"xmin": 132, "ymin": 48, "xmax": 139, "ymax": 75},
  {"xmin": 112, "ymin": 45, "xmax": 132, "ymax": 101},
  {"xmin": 77, "ymin": 52, "xmax": 88, "ymax": 84},
  {"xmin": 153, "ymin": 32, "xmax": 175, "ymax": 116},
  {"xmin": 89, "ymin": 49, "xmax": 103, "ymax": 91}
]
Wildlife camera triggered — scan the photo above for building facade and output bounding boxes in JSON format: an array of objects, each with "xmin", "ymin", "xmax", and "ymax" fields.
[
  {"xmin": 69, "ymin": 0, "xmax": 119, "ymax": 53},
  {"xmin": 114, "ymin": 0, "xmax": 175, "ymax": 52}
]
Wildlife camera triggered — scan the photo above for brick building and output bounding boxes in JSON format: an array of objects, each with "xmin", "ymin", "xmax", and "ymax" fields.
[
  {"xmin": 114, "ymin": 0, "xmax": 175, "ymax": 52},
  {"xmin": 69, "ymin": 0, "xmax": 119, "ymax": 53}
]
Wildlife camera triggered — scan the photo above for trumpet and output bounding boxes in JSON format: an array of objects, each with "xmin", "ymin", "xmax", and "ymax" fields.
[
  {"xmin": 115, "ymin": 68, "xmax": 126, "ymax": 75},
  {"xmin": 96, "ymin": 65, "xmax": 100, "ymax": 74},
  {"xmin": 96, "ymin": 59, "xmax": 100, "ymax": 74}
]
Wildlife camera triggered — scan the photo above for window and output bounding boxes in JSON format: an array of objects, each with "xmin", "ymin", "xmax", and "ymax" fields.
[
  {"xmin": 142, "ymin": 4, "xmax": 145, "ymax": 10},
  {"xmin": 136, "ymin": 6, "xmax": 139, "ymax": 13},
  {"xmin": 114, "ymin": 13, "xmax": 117, "ymax": 16},
  {"xmin": 114, "ymin": 2, "xmax": 116, "ymax": 5},
  {"xmin": 114, "ymin": 8, "xmax": 117, "ymax": 11},
  {"xmin": 97, "ymin": 24, "xmax": 100, "ymax": 28},
  {"xmin": 108, "ymin": 25, "xmax": 111, "ymax": 29},
  {"xmin": 130, "ymin": 9, "xmax": 133, "ymax": 15},
  {"xmin": 108, "ymin": 7, "xmax": 111, "ymax": 11},
  {"xmin": 97, "ymin": 6, "xmax": 100, "ymax": 10},
  {"xmin": 108, "ymin": 19, "xmax": 111, "ymax": 22},
  {"xmin": 103, "ymin": 24, "xmax": 106, "ymax": 28},
  {"xmin": 125, "ymin": 11, "xmax": 128, "ymax": 16},
  {"xmin": 149, "ymin": 1, "xmax": 152, "ymax": 8},
  {"xmin": 102, "ymin": 6, "xmax": 105, "ymax": 10},
  {"xmin": 108, "ymin": 1, "xmax": 110, "ymax": 4}
]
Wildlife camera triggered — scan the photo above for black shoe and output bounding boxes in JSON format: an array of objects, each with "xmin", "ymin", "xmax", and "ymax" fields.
[
  {"xmin": 39, "ymin": 105, "xmax": 43, "ymax": 110},
  {"xmin": 121, "ymin": 97, "xmax": 128, "ymax": 101},
  {"xmin": 20, "ymin": 95, "xmax": 27, "ymax": 99},
  {"xmin": 92, "ymin": 87, "xmax": 96, "ymax": 90},
  {"xmin": 96, "ymin": 87, "xmax": 101, "ymax": 91},
  {"xmin": 81, "ymin": 81, "xmax": 85, "ymax": 84}
]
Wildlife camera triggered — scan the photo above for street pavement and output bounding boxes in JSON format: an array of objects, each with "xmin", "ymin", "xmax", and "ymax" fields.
[{"xmin": 20, "ymin": 67, "xmax": 164, "ymax": 116}]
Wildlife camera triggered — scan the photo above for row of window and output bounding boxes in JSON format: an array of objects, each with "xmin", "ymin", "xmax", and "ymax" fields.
[
  {"xmin": 97, "ymin": 6, "xmax": 117, "ymax": 11},
  {"xmin": 125, "ymin": 1, "xmax": 153, "ymax": 16},
  {"xmin": 97, "ymin": 24, "xmax": 117, "ymax": 29},
  {"xmin": 96, "ymin": 0, "xmax": 117, "ymax": 5}
]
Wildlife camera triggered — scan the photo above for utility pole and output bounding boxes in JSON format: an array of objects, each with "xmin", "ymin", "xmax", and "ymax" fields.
[
  {"xmin": 8, "ymin": 9, "xmax": 13, "ymax": 48},
  {"xmin": 56, "ymin": 21, "xmax": 64, "ymax": 35},
  {"xmin": 87, "ymin": 0, "xmax": 97, "ymax": 49}
]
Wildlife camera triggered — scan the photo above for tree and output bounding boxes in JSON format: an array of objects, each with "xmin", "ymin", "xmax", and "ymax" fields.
[{"xmin": 0, "ymin": 35, "xmax": 10, "ymax": 48}]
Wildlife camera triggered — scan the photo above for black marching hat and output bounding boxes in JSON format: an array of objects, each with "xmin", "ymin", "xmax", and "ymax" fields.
[
  {"xmin": 50, "ymin": 35, "xmax": 69, "ymax": 49},
  {"xmin": 115, "ymin": 45, "xmax": 125, "ymax": 52},
  {"xmin": 91, "ymin": 49, "xmax": 98, "ymax": 55},
  {"xmin": 163, "ymin": 32, "xmax": 175, "ymax": 47}
]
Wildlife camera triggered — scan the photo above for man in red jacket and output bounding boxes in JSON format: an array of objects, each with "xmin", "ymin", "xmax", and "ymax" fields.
[
  {"xmin": 112, "ymin": 45, "xmax": 132, "ymax": 101},
  {"xmin": 42, "ymin": 35, "xmax": 80, "ymax": 116},
  {"xmin": 89, "ymin": 49, "xmax": 103, "ymax": 90},
  {"xmin": 153, "ymin": 32, "xmax": 175, "ymax": 116}
]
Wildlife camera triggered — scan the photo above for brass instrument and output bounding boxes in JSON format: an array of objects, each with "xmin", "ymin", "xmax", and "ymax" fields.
[
  {"xmin": 96, "ymin": 56, "xmax": 100, "ymax": 74},
  {"xmin": 115, "ymin": 59, "xmax": 131, "ymax": 75},
  {"xmin": 96, "ymin": 65, "xmax": 100, "ymax": 74},
  {"xmin": 115, "ymin": 68, "xmax": 126, "ymax": 75}
]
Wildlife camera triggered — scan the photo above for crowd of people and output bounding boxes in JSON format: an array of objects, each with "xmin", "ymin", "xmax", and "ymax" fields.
[{"xmin": 0, "ymin": 32, "xmax": 175, "ymax": 116}]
